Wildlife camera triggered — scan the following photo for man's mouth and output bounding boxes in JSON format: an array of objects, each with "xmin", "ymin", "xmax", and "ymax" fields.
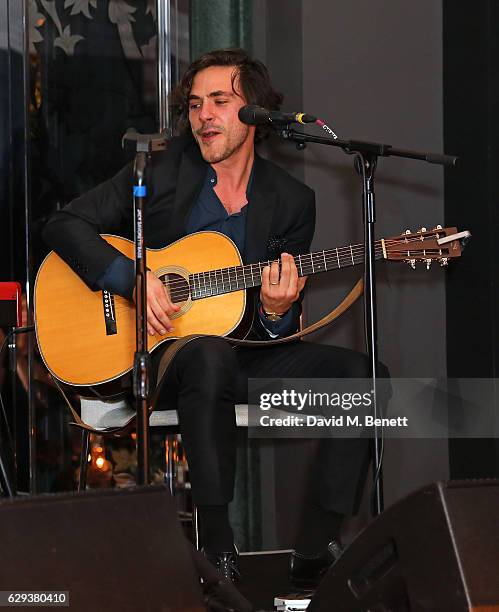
[{"xmin": 199, "ymin": 129, "xmax": 222, "ymax": 143}]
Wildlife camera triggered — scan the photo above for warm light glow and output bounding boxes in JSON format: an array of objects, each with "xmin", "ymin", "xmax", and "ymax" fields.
[
  {"xmin": 87, "ymin": 454, "xmax": 91, "ymax": 462},
  {"xmin": 36, "ymin": 17, "xmax": 45, "ymax": 26},
  {"xmin": 95, "ymin": 457, "xmax": 105, "ymax": 469},
  {"xmin": 131, "ymin": 432, "xmax": 137, "ymax": 440},
  {"xmin": 94, "ymin": 446, "xmax": 103, "ymax": 453}
]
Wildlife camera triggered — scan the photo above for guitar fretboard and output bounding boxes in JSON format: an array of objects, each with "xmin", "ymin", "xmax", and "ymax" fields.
[{"xmin": 189, "ymin": 240, "xmax": 385, "ymax": 300}]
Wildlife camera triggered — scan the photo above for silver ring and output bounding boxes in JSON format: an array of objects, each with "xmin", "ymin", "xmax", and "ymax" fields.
[{"xmin": 270, "ymin": 281, "xmax": 279, "ymax": 285}]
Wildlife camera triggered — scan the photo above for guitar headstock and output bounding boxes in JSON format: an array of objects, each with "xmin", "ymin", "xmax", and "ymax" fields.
[{"xmin": 383, "ymin": 226, "xmax": 471, "ymax": 269}]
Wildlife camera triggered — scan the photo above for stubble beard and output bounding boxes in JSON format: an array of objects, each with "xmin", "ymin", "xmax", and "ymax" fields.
[{"xmin": 195, "ymin": 123, "xmax": 250, "ymax": 164}]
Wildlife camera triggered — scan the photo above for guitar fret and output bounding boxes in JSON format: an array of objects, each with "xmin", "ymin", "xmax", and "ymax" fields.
[
  {"xmin": 298, "ymin": 255, "xmax": 303, "ymax": 276},
  {"xmin": 350, "ymin": 245, "xmax": 354, "ymax": 265},
  {"xmin": 322, "ymin": 250, "xmax": 327, "ymax": 271},
  {"xmin": 336, "ymin": 248, "xmax": 341, "ymax": 268},
  {"xmin": 216, "ymin": 268, "xmax": 222, "ymax": 294},
  {"xmin": 215, "ymin": 269, "xmax": 220, "ymax": 295},
  {"xmin": 310, "ymin": 253, "xmax": 315, "ymax": 273},
  {"xmin": 241, "ymin": 266, "xmax": 246, "ymax": 288}
]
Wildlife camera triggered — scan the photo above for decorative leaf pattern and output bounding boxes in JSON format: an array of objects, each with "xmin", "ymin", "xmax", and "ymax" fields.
[
  {"xmin": 29, "ymin": 0, "xmax": 156, "ymax": 59},
  {"xmin": 108, "ymin": 0, "xmax": 141, "ymax": 61},
  {"xmin": 54, "ymin": 24, "xmax": 84, "ymax": 55},
  {"xmin": 28, "ymin": 0, "xmax": 45, "ymax": 54},
  {"xmin": 108, "ymin": 0, "xmax": 136, "ymax": 25},
  {"xmin": 40, "ymin": 0, "xmax": 63, "ymax": 36},
  {"xmin": 64, "ymin": 0, "xmax": 97, "ymax": 19},
  {"xmin": 146, "ymin": 0, "xmax": 156, "ymax": 20},
  {"xmin": 140, "ymin": 33, "xmax": 157, "ymax": 60}
]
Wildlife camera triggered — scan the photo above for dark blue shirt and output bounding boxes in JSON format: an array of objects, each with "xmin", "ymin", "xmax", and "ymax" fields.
[{"xmin": 186, "ymin": 165, "xmax": 248, "ymax": 254}]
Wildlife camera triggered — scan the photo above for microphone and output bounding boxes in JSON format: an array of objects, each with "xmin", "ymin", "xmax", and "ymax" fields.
[{"xmin": 238, "ymin": 105, "xmax": 317, "ymax": 126}]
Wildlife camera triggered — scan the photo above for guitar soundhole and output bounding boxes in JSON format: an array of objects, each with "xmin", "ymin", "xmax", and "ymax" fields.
[{"xmin": 159, "ymin": 273, "xmax": 190, "ymax": 305}]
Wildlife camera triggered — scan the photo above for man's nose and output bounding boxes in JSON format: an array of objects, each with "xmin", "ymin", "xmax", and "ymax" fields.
[{"xmin": 199, "ymin": 100, "xmax": 215, "ymax": 122}]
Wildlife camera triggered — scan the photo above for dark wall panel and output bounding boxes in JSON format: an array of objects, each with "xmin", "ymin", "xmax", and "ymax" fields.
[
  {"xmin": 301, "ymin": 0, "xmax": 448, "ymax": 507},
  {"xmin": 444, "ymin": 0, "xmax": 499, "ymax": 479}
]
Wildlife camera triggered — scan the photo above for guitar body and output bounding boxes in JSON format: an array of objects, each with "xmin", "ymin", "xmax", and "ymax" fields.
[{"xmin": 35, "ymin": 232, "xmax": 248, "ymax": 386}]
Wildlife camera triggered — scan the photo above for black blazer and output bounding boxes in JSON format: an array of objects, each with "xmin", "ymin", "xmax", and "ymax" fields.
[{"xmin": 42, "ymin": 135, "xmax": 316, "ymax": 336}]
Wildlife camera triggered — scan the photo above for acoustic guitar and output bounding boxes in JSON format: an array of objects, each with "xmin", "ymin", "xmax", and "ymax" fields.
[{"xmin": 34, "ymin": 227, "xmax": 469, "ymax": 387}]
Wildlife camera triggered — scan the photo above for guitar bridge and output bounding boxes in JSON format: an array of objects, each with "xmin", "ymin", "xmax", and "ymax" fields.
[{"xmin": 102, "ymin": 290, "xmax": 117, "ymax": 335}]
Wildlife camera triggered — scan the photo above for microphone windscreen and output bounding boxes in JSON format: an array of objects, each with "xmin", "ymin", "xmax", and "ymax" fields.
[{"xmin": 238, "ymin": 105, "xmax": 269, "ymax": 125}]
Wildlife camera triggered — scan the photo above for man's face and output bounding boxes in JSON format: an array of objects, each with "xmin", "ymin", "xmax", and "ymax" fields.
[{"xmin": 188, "ymin": 65, "xmax": 254, "ymax": 163}]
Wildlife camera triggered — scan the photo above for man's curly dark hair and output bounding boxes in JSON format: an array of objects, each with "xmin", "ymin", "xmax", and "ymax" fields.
[{"xmin": 172, "ymin": 48, "xmax": 283, "ymax": 143}]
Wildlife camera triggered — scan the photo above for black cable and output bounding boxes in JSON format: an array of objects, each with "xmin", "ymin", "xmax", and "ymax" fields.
[{"xmin": 0, "ymin": 325, "xmax": 35, "ymax": 454}]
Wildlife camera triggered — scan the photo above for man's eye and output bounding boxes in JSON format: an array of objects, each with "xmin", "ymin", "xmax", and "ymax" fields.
[
  {"xmin": 189, "ymin": 103, "xmax": 201, "ymax": 110},
  {"xmin": 215, "ymin": 100, "xmax": 228, "ymax": 105}
]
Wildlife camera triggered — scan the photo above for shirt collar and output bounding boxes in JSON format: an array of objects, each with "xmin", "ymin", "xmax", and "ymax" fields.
[{"xmin": 207, "ymin": 162, "xmax": 255, "ymax": 197}]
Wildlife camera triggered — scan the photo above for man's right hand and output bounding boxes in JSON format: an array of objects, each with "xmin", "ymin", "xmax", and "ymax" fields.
[{"xmin": 134, "ymin": 270, "xmax": 180, "ymax": 336}]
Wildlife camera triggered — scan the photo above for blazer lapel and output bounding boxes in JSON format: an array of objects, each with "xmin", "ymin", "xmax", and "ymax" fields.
[
  {"xmin": 244, "ymin": 155, "xmax": 277, "ymax": 264},
  {"xmin": 167, "ymin": 142, "xmax": 207, "ymax": 242}
]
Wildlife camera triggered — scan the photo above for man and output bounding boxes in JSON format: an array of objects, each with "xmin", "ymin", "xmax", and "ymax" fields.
[{"xmin": 43, "ymin": 49, "xmax": 376, "ymax": 588}]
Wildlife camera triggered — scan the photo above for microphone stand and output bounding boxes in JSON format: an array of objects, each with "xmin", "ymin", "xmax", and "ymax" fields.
[
  {"xmin": 122, "ymin": 131, "xmax": 168, "ymax": 486},
  {"xmin": 275, "ymin": 126, "xmax": 457, "ymax": 515}
]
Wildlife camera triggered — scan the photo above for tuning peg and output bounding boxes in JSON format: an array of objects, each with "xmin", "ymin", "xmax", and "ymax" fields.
[
  {"xmin": 425, "ymin": 258, "xmax": 432, "ymax": 270},
  {"xmin": 404, "ymin": 229, "xmax": 412, "ymax": 235},
  {"xmin": 418, "ymin": 227, "xmax": 427, "ymax": 233},
  {"xmin": 433, "ymin": 224, "xmax": 443, "ymax": 230},
  {"xmin": 439, "ymin": 257, "xmax": 449, "ymax": 267},
  {"xmin": 406, "ymin": 259, "xmax": 416, "ymax": 269}
]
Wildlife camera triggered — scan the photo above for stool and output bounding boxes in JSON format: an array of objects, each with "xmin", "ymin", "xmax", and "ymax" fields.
[{"xmin": 77, "ymin": 399, "xmax": 252, "ymax": 548}]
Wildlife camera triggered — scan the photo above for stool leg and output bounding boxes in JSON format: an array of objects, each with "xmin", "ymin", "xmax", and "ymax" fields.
[
  {"xmin": 78, "ymin": 430, "xmax": 90, "ymax": 492},
  {"xmin": 164, "ymin": 435, "xmax": 175, "ymax": 495},
  {"xmin": 193, "ymin": 505, "xmax": 200, "ymax": 550}
]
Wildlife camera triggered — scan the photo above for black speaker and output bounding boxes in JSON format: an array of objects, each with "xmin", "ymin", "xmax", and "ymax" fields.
[
  {"xmin": 309, "ymin": 480, "xmax": 499, "ymax": 612},
  {"xmin": 0, "ymin": 486, "xmax": 205, "ymax": 611}
]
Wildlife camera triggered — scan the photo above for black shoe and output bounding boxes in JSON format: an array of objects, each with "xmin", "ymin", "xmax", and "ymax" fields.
[
  {"xmin": 204, "ymin": 549, "xmax": 241, "ymax": 584},
  {"xmin": 290, "ymin": 540, "xmax": 343, "ymax": 591}
]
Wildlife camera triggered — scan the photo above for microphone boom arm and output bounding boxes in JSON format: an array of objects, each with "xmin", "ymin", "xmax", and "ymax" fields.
[{"xmin": 276, "ymin": 127, "xmax": 458, "ymax": 166}]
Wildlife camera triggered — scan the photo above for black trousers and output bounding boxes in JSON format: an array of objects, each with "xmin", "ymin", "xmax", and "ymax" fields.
[{"xmin": 154, "ymin": 337, "xmax": 387, "ymax": 515}]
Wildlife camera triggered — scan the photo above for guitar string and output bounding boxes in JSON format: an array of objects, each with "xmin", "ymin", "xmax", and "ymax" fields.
[
  {"xmin": 109, "ymin": 247, "xmax": 384, "ymax": 313},
  {"xmin": 162, "ymin": 248, "xmax": 385, "ymax": 297},
  {"xmin": 152, "ymin": 235, "xmax": 442, "ymax": 294},
  {"xmin": 110, "ymin": 236, "xmax": 447, "ymax": 311},
  {"xmin": 111, "ymin": 244, "xmax": 444, "ymax": 309},
  {"xmin": 171, "ymin": 251, "xmax": 443, "ymax": 301},
  {"xmin": 112, "ymin": 250, "xmax": 443, "ymax": 309},
  {"xmin": 158, "ymin": 240, "xmax": 442, "ymax": 296}
]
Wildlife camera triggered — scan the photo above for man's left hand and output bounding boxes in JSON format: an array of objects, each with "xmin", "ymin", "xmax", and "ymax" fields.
[{"xmin": 260, "ymin": 252, "xmax": 307, "ymax": 316}]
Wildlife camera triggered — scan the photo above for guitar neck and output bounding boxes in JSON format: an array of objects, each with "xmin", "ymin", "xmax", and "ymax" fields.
[{"xmin": 189, "ymin": 239, "xmax": 385, "ymax": 301}]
